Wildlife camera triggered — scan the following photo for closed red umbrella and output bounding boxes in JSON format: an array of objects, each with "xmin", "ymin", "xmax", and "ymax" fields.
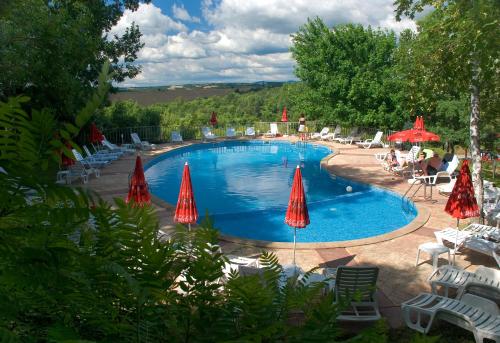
[
  {"xmin": 285, "ymin": 165, "xmax": 310, "ymax": 266},
  {"xmin": 90, "ymin": 123, "xmax": 104, "ymax": 143},
  {"xmin": 210, "ymin": 112, "xmax": 218, "ymax": 127},
  {"xmin": 126, "ymin": 155, "xmax": 151, "ymax": 207},
  {"xmin": 444, "ymin": 160, "xmax": 480, "ymax": 263},
  {"xmin": 281, "ymin": 106, "xmax": 288, "ymax": 122},
  {"xmin": 61, "ymin": 142, "xmax": 75, "ymax": 167},
  {"xmin": 174, "ymin": 162, "xmax": 198, "ymax": 230}
]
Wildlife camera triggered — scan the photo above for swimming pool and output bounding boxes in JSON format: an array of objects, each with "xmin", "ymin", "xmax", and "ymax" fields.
[{"xmin": 145, "ymin": 140, "xmax": 417, "ymax": 243}]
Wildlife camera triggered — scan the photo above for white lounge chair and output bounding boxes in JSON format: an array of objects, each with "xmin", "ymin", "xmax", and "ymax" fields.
[
  {"xmin": 337, "ymin": 128, "xmax": 362, "ymax": 144},
  {"xmin": 71, "ymin": 149, "xmax": 100, "ymax": 180},
  {"xmin": 356, "ymin": 131, "xmax": 384, "ymax": 149},
  {"xmin": 72, "ymin": 149, "xmax": 108, "ymax": 169},
  {"xmin": 332, "ymin": 266, "xmax": 381, "ymax": 321},
  {"xmin": 428, "ymin": 265, "xmax": 500, "ymax": 298},
  {"xmin": 245, "ymin": 127, "xmax": 256, "ymax": 137},
  {"xmin": 324, "ymin": 125, "xmax": 342, "ymax": 141},
  {"xmin": 226, "ymin": 127, "xmax": 236, "ymax": 138},
  {"xmin": 402, "ymin": 289, "xmax": 500, "ymax": 342},
  {"xmin": 131, "ymin": 133, "xmax": 156, "ymax": 150},
  {"xmin": 311, "ymin": 127, "xmax": 329, "ymax": 140},
  {"xmin": 435, "ymin": 224, "xmax": 499, "ymax": 265},
  {"xmin": 83, "ymin": 145, "xmax": 118, "ymax": 162},
  {"xmin": 102, "ymin": 137, "xmax": 134, "ymax": 154},
  {"xmin": 171, "ymin": 131, "xmax": 183, "ymax": 143},
  {"xmin": 264, "ymin": 123, "xmax": 279, "ymax": 137},
  {"xmin": 202, "ymin": 127, "xmax": 217, "ymax": 140}
]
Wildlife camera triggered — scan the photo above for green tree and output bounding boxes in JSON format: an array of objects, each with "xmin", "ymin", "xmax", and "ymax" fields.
[
  {"xmin": 0, "ymin": 0, "xmax": 150, "ymax": 121},
  {"xmin": 394, "ymin": 0, "xmax": 500, "ymax": 209},
  {"xmin": 290, "ymin": 19, "xmax": 406, "ymax": 128}
]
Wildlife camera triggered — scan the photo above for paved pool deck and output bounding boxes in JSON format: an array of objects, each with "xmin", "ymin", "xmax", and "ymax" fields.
[{"xmin": 80, "ymin": 137, "xmax": 497, "ymax": 328}]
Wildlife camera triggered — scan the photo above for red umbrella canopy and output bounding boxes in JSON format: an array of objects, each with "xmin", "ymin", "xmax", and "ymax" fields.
[
  {"xmin": 285, "ymin": 166, "xmax": 310, "ymax": 228},
  {"xmin": 174, "ymin": 162, "xmax": 198, "ymax": 224},
  {"xmin": 126, "ymin": 156, "xmax": 151, "ymax": 206},
  {"xmin": 388, "ymin": 116, "xmax": 439, "ymax": 143},
  {"xmin": 210, "ymin": 111, "xmax": 218, "ymax": 126},
  {"xmin": 445, "ymin": 160, "xmax": 480, "ymax": 219},
  {"xmin": 281, "ymin": 106, "xmax": 288, "ymax": 122},
  {"xmin": 90, "ymin": 123, "xmax": 104, "ymax": 143},
  {"xmin": 387, "ymin": 129, "xmax": 440, "ymax": 143}
]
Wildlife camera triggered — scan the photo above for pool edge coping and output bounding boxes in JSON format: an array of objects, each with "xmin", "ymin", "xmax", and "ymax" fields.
[{"xmin": 149, "ymin": 141, "xmax": 429, "ymax": 249}]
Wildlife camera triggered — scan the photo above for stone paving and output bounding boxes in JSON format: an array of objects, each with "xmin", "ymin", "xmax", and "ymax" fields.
[{"xmin": 79, "ymin": 137, "xmax": 497, "ymax": 328}]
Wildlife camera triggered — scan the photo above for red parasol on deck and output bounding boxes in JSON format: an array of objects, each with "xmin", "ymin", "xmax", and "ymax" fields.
[
  {"xmin": 281, "ymin": 106, "xmax": 288, "ymax": 122},
  {"xmin": 444, "ymin": 160, "xmax": 480, "ymax": 263},
  {"xmin": 387, "ymin": 116, "xmax": 440, "ymax": 143},
  {"xmin": 285, "ymin": 165, "xmax": 310, "ymax": 266},
  {"xmin": 210, "ymin": 112, "xmax": 218, "ymax": 127},
  {"xmin": 174, "ymin": 162, "xmax": 198, "ymax": 229},
  {"xmin": 126, "ymin": 155, "xmax": 151, "ymax": 206},
  {"xmin": 90, "ymin": 123, "xmax": 104, "ymax": 143}
]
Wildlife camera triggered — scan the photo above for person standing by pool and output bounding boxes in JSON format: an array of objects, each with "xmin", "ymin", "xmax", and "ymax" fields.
[{"xmin": 298, "ymin": 114, "xmax": 306, "ymax": 140}]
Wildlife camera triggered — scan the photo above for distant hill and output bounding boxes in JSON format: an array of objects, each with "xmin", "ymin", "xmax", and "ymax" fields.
[{"xmin": 109, "ymin": 82, "xmax": 292, "ymax": 106}]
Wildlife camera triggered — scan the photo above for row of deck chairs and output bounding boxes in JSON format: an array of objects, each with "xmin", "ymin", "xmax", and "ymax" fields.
[
  {"xmin": 402, "ymin": 223, "xmax": 500, "ymax": 342},
  {"xmin": 57, "ymin": 137, "xmax": 135, "ymax": 184}
]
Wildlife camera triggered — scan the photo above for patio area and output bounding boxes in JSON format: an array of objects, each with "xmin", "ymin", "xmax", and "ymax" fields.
[{"xmin": 79, "ymin": 137, "xmax": 497, "ymax": 328}]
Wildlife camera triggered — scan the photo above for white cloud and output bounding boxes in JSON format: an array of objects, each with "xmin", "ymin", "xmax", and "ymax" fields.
[
  {"xmin": 172, "ymin": 4, "xmax": 201, "ymax": 23},
  {"xmin": 113, "ymin": 1, "xmax": 417, "ymax": 86},
  {"xmin": 110, "ymin": 3, "xmax": 186, "ymax": 37}
]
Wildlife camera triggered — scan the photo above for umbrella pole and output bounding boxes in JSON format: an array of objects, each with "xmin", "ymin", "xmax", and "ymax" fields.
[
  {"xmin": 188, "ymin": 223, "xmax": 191, "ymax": 232},
  {"xmin": 453, "ymin": 218, "xmax": 459, "ymax": 265},
  {"xmin": 293, "ymin": 227, "xmax": 297, "ymax": 267}
]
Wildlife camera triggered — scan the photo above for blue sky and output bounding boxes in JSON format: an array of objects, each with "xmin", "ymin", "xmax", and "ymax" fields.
[{"xmin": 111, "ymin": 0, "xmax": 417, "ymax": 87}]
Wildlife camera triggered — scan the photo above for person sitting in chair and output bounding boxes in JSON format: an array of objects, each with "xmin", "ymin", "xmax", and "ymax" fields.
[
  {"xmin": 384, "ymin": 149, "xmax": 399, "ymax": 171},
  {"xmin": 421, "ymin": 152, "xmax": 444, "ymax": 176}
]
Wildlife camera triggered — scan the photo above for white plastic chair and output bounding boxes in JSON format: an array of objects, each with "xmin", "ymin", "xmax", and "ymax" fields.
[
  {"xmin": 264, "ymin": 123, "xmax": 279, "ymax": 137},
  {"xmin": 226, "ymin": 127, "xmax": 236, "ymax": 138},
  {"xmin": 355, "ymin": 131, "xmax": 384, "ymax": 149},
  {"xmin": 202, "ymin": 127, "xmax": 217, "ymax": 140},
  {"xmin": 171, "ymin": 131, "xmax": 183, "ymax": 143},
  {"xmin": 245, "ymin": 127, "xmax": 256, "ymax": 137},
  {"xmin": 71, "ymin": 149, "xmax": 100, "ymax": 181}
]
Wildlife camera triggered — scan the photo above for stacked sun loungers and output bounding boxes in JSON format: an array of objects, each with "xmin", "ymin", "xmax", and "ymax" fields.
[{"xmin": 403, "ymin": 224, "xmax": 500, "ymax": 342}]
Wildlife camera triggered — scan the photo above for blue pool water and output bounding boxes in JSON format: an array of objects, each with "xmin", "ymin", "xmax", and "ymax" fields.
[{"xmin": 145, "ymin": 141, "xmax": 417, "ymax": 243}]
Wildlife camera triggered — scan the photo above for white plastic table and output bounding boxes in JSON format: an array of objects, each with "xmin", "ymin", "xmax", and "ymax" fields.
[{"xmin": 416, "ymin": 242, "xmax": 450, "ymax": 270}]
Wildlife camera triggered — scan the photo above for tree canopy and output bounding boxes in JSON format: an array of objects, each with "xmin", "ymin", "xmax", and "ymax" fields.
[
  {"xmin": 0, "ymin": 0, "xmax": 150, "ymax": 121},
  {"xmin": 290, "ymin": 19, "xmax": 406, "ymax": 128}
]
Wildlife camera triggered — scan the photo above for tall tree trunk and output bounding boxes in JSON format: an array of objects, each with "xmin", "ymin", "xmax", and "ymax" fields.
[{"xmin": 470, "ymin": 57, "xmax": 483, "ymax": 213}]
